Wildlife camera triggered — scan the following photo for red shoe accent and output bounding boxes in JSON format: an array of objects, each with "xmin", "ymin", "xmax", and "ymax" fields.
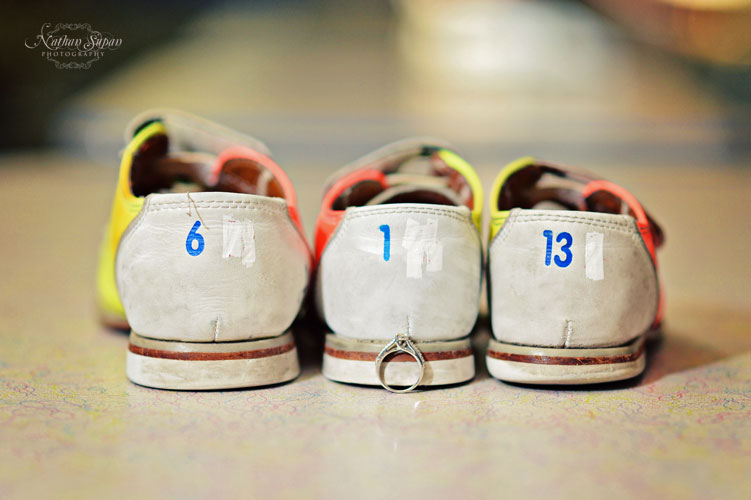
[
  {"xmin": 583, "ymin": 179, "xmax": 663, "ymax": 326},
  {"xmin": 314, "ymin": 169, "xmax": 388, "ymax": 261},
  {"xmin": 583, "ymin": 180, "xmax": 655, "ymax": 263},
  {"xmin": 213, "ymin": 146, "xmax": 306, "ymax": 240}
]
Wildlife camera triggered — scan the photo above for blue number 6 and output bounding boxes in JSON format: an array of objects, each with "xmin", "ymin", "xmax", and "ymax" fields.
[{"xmin": 186, "ymin": 220, "xmax": 205, "ymax": 256}]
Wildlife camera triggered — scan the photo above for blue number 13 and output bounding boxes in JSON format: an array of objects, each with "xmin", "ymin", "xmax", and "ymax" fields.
[{"xmin": 543, "ymin": 230, "xmax": 573, "ymax": 268}]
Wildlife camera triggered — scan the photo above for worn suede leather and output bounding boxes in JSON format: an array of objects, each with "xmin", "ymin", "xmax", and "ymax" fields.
[
  {"xmin": 489, "ymin": 209, "xmax": 658, "ymax": 348},
  {"xmin": 116, "ymin": 191, "xmax": 310, "ymax": 342},
  {"xmin": 317, "ymin": 203, "xmax": 482, "ymax": 341},
  {"xmin": 125, "ymin": 109, "xmax": 271, "ymax": 157}
]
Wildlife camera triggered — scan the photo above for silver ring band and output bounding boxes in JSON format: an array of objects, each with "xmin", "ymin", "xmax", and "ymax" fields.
[{"xmin": 375, "ymin": 333, "xmax": 425, "ymax": 393}]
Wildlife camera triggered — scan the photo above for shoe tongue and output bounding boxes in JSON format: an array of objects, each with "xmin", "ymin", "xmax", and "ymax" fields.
[
  {"xmin": 130, "ymin": 131, "xmax": 218, "ymax": 195},
  {"xmin": 365, "ymin": 183, "xmax": 462, "ymax": 206},
  {"xmin": 528, "ymin": 172, "xmax": 588, "ymax": 211},
  {"xmin": 152, "ymin": 152, "xmax": 215, "ymax": 190}
]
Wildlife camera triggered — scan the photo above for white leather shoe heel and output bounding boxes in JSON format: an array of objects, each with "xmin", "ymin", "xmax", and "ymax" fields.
[
  {"xmin": 486, "ymin": 158, "xmax": 665, "ymax": 386},
  {"xmin": 313, "ymin": 140, "xmax": 484, "ymax": 392},
  {"xmin": 322, "ymin": 334, "xmax": 474, "ymax": 391},
  {"xmin": 486, "ymin": 336, "xmax": 646, "ymax": 385},
  {"xmin": 98, "ymin": 111, "xmax": 312, "ymax": 390},
  {"xmin": 127, "ymin": 331, "xmax": 300, "ymax": 390}
]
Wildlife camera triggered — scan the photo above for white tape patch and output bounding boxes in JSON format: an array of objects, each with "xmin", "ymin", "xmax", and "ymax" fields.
[
  {"xmin": 401, "ymin": 218, "xmax": 443, "ymax": 278},
  {"xmin": 222, "ymin": 215, "xmax": 256, "ymax": 267},
  {"xmin": 585, "ymin": 231, "xmax": 604, "ymax": 281}
]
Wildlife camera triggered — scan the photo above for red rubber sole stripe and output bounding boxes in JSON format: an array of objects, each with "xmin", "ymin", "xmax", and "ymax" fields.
[
  {"xmin": 486, "ymin": 343, "xmax": 645, "ymax": 366},
  {"xmin": 324, "ymin": 346, "xmax": 472, "ymax": 362},
  {"xmin": 129, "ymin": 341, "xmax": 295, "ymax": 361}
]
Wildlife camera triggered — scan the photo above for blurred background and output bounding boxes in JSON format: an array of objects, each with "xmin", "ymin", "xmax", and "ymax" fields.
[{"xmin": 3, "ymin": 0, "xmax": 750, "ymax": 163}]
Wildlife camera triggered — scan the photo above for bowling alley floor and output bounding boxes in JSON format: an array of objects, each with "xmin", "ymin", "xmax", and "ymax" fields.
[
  {"xmin": 1, "ymin": 2, "xmax": 750, "ymax": 499},
  {"xmin": 1, "ymin": 155, "xmax": 749, "ymax": 499}
]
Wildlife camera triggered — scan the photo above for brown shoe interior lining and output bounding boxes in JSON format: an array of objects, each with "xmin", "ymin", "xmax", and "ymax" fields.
[
  {"xmin": 332, "ymin": 151, "xmax": 471, "ymax": 210},
  {"xmin": 129, "ymin": 133, "xmax": 284, "ymax": 199},
  {"xmin": 499, "ymin": 162, "xmax": 664, "ymax": 247}
]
